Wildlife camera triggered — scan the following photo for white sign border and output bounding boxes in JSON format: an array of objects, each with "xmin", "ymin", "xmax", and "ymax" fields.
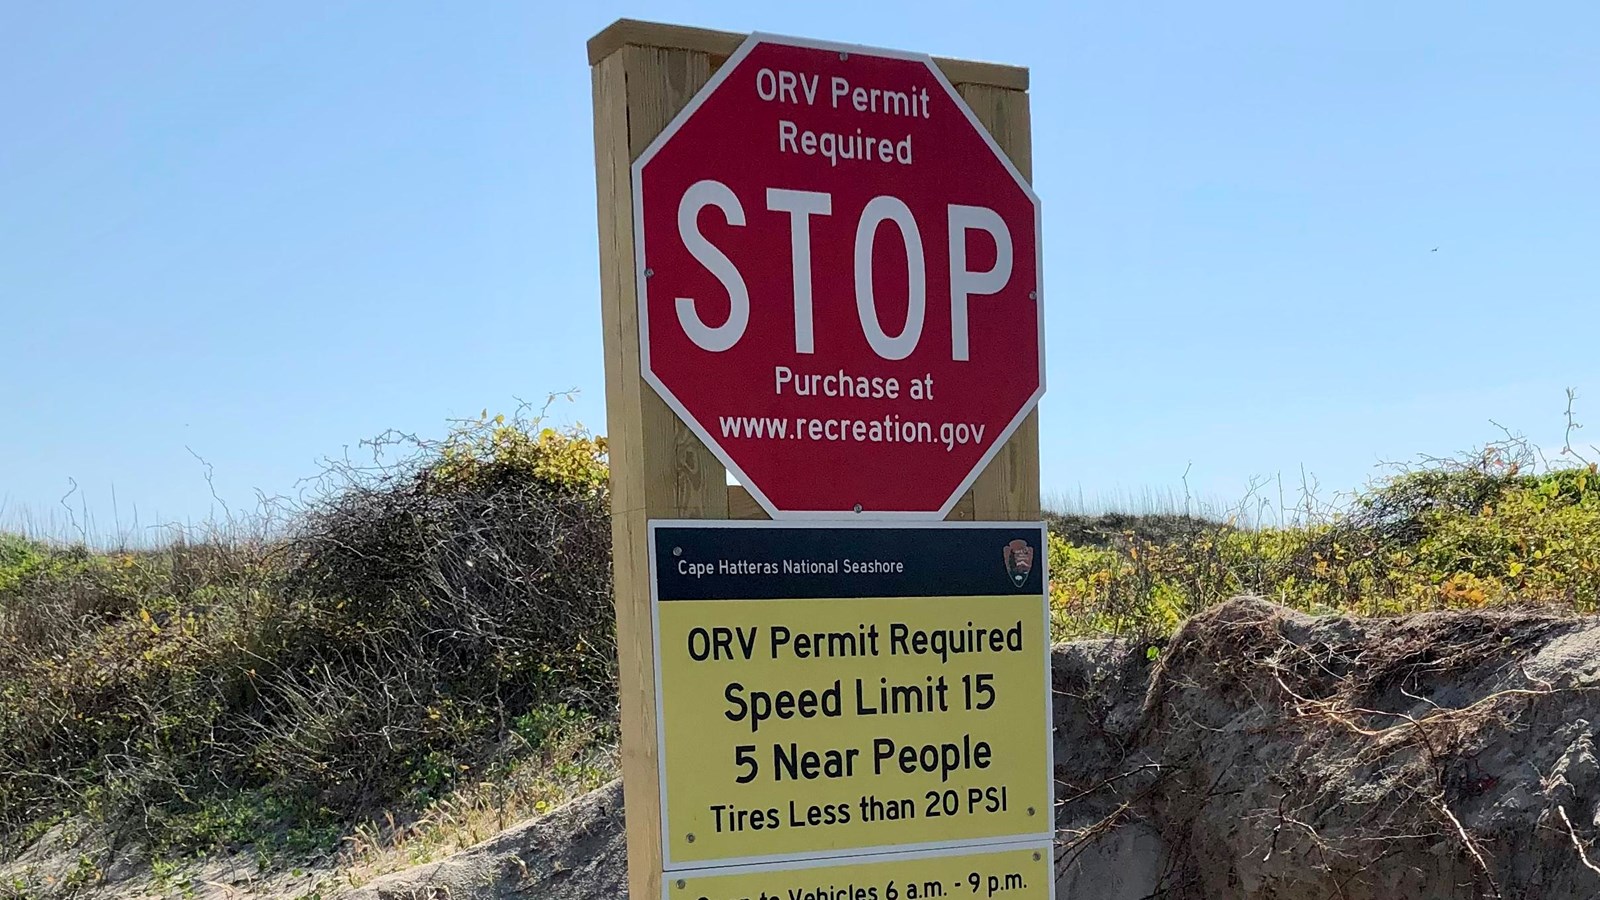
[
  {"xmin": 647, "ymin": 519, "xmax": 1056, "ymax": 873},
  {"xmin": 631, "ymin": 33, "xmax": 1046, "ymax": 521}
]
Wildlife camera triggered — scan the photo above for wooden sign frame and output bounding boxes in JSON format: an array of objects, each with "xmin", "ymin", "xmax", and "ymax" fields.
[{"xmin": 588, "ymin": 19, "xmax": 1040, "ymax": 900}]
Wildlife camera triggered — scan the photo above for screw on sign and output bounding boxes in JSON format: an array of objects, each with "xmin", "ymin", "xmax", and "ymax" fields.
[{"xmin": 634, "ymin": 34, "xmax": 1043, "ymax": 517}]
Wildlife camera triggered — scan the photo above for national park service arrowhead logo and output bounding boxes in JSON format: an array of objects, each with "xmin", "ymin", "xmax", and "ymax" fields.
[{"xmin": 1002, "ymin": 539, "xmax": 1036, "ymax": 588}]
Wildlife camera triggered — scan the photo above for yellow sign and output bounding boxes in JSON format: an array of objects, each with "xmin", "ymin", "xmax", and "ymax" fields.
[
  {"xmin": 651, "ymin": 523, "xmax": 1051, "ymax": 868},
  {"xmin": 668, "ymin": 844, "xmax": 1053, "ymax": 900}
]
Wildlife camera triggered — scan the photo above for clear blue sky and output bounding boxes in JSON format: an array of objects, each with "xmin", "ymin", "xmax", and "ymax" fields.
[{"xmin": 3, "ymin": 1, "xmax": 1596, "ymax": 538}]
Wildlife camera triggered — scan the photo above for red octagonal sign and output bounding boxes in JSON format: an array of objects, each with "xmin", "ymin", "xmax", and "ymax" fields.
[{"xmin": 635, "ymin": 34, "xmax": 1043, "ymax": 517}]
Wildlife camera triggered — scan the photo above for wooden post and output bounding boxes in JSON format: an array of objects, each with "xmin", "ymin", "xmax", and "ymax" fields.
[{"xmin": 588, "ymin": 20, "xmax": 1038, "ymax": 900}]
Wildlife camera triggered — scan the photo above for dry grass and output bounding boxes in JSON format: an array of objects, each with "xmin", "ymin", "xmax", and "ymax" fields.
[{"xmin": 337, "ymin": 721, "xmax": 618, "ymax": 888}]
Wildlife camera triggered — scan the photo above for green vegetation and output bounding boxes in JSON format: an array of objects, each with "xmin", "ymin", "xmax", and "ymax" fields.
[
  {"xmin": 0, "ymin": 413, "xmax": 615, "ymax": 886},
  {"xmin": 0, "ymin": 534, "xmax": 50, "ymax": 595},
  {"xmin": 3, "ymin": 416, "xmax": 1598, "ymax": 891},
  {"xmin": 1049, "ymin": 444, "xmax": 1600, "ymax": 639}
]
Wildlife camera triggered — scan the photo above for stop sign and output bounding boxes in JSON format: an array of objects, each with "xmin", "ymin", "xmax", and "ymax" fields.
[{"xmin": 634, "ymin": 34, "xmax": 1042, "ymax": 517}]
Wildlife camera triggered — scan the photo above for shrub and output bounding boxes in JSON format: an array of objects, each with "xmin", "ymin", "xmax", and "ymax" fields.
[
  {"xmin": 274, "ymin": 413, "xmax": 614, "ymax": 809},
  {"xmin": 0, "ymin": 413, "xmax": 614, "ymax": 860},
  {"xmin": 1049, "ymin": 450, "xmax": 1600, "ymax": 640},
  {"xmin": 0, "ymin": 534, "xmax": 48, "ymax": 595}
]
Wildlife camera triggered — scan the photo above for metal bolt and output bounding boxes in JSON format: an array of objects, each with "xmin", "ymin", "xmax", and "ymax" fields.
[
  {"xmin": 677, "ymin": 881, "xmax": 686, "ymax": 889},
  {"xmin": 645, "ymin": 268, "xmax": 655, "ymax": 278},
  {"xmin": 1027, "ymin": 806, "xmax": 1036, "ymax": 816},
  {"xmin": 1033, "ymin": 853, "xmax": 1041, "ymax": 862},
  {"xmin": 853, "ymin": 503, "xmax": 863, "ymax": 513},
  {"xmin": 840, "ymin": 51, "xmax": 849, "ymax": 60},
  {"xmin": 1028, "ymin": 291, "xmax": 1037, "ymax": 300},
  {"xmin": 672, "ymin": 546, "xmax": 682, "ymax": 557},
  {"xmin": 686, "ymin": 833, "xmax": 696, "ymax": 843}
]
